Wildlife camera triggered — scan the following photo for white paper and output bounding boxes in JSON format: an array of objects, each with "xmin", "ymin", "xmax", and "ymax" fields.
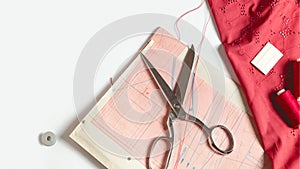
[{"xmin": 251, "ymin": 42, "xmax": 283, "ymax": 75}]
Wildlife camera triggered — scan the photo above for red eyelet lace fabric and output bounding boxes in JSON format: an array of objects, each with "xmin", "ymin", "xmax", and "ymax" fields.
[{"xmin": 207, "ymin": 0, "xmax": 299, "ymax": 168}]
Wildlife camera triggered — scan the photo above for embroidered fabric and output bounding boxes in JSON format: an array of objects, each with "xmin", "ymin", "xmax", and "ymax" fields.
[{"xmin": 207, "ymin": 0, "xmax": 299, "ymax": 168}]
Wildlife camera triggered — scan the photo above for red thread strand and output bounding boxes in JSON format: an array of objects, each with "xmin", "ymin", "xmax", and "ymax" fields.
[
  {"xmin": 197, "ymin": 16, "xmax": 210, "ymax": 54},
  {"xmin": 175, "ymin": 0, "xmax": 205, "ymax": 40},
  {"xmin": 275, "ymin": 89, "xmax": 300, "ymax": 128},
  {"xmin": 110, "ymin": 77, "xmax": 113, "ymax": 86},
  {"xmin": 174, "ymin": 1, "xmax": 210, "ymax": 168},
  {"xmin": 174, "ymin": 119, "xmax": 189, "ymax": 169}
]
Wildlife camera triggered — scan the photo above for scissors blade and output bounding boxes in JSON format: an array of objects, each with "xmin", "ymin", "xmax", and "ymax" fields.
[
  {"xmin": 141, "ymin": 47, "xmax": 195, "ymax": 117},
  {"xmin": 175, "ymin": 45, "xmax": 195, "ymax": 104}
]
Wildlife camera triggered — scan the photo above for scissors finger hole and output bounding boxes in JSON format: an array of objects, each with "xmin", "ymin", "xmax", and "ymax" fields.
[
  {"xmin": 150, "ymin": 137, "xmax": 172, "ymax": 157},
  {"xmin": 210, "ymin": 125, "xmax": 234, "ymax": 154},
  {"xmin": 149, "ymin": 137, "xmax": 174, "ymax": 169}
]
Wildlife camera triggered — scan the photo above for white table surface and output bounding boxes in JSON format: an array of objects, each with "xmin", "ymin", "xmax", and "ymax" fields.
[{"xmin": 0, "ymin": 0, "xmax": 238, "ymax": 168}]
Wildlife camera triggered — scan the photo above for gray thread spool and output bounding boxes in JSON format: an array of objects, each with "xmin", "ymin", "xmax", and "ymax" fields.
[{"xmin": 40, "ymin": 131, "xmax": 56, "ymax": 146}]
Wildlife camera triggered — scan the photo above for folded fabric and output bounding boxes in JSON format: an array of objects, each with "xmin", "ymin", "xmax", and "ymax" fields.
[{"xmin": 207, "ymin": 0, "xmax": 300, "ymax": 168}]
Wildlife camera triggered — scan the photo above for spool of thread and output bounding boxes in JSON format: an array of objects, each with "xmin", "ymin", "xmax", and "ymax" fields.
[
  {"xmin": 276, "ymin": 89, "xmax": 300, "ymax": 128},
  {"xmin": 294, "ymin": 58, "xmax": 300, "ymax": 102}
]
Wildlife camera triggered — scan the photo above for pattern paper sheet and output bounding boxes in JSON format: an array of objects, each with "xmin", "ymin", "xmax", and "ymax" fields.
[{"xmin": 70, "ymin": 28, "xmax": 271, "ymax": 169}]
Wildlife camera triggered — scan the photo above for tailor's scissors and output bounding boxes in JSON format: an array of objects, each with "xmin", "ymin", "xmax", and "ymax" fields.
[{"xmin": 141, "ymin": 46, "xmax": 234, "ymax": 169}]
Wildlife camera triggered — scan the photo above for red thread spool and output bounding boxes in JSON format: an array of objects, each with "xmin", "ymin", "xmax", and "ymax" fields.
[
  {"xmin": 276, "ymin": 89, "xmax": 300, "ymax": 128},
  {"xmin": 294, "ymin": 58, "xmax": 300, "ymax": 102}
]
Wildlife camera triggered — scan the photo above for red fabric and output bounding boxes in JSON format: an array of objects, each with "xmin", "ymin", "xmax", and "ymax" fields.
[{"xmin": 207, "ymin": 0, "xmax": 300, "ymax": 169}]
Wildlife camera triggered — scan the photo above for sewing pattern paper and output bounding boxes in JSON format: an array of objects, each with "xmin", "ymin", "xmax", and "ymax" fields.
[{"xmin": 70, "ymin": 28, "xmax": 271, "ymax": 169}]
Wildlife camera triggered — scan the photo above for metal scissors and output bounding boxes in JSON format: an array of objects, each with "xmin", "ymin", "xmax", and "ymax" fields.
[{"xmin": 141, "ymin": 46, "xmax": 234, "ymax": 169}]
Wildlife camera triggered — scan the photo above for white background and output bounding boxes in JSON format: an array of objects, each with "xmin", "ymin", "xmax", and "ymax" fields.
[{"xmin": 0, "ymin": 0, "xmax": 235, "ymax": 168}]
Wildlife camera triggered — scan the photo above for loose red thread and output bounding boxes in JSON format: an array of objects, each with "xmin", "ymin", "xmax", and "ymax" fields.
[
  {"xmin": 110, "ymin": 77, "xmax": 113, "ymax": 86},
  {"xmin": 197, "ymin": 16, "xmax": 210, "ymax": 54},
  {"xmin": 175, "ymin": 0, "xmax": 205, "ymax": 41},
  {"xmin": 174, "ymin": 1, "xmax": 210, "ymax": 168}
]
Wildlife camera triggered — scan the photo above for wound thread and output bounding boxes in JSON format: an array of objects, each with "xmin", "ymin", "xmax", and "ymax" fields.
[
  {"xmin": 276, "ymin": 89, "xmax": 300, "ymax": 128},
  {"xmin": 294, "ymin": 58, "xmax": 300, "ymax": 101}
]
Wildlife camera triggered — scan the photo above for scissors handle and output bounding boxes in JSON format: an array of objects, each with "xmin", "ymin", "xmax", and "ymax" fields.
[
  {"xmin": 187, "ymin": 115, "xmax": 234, "ymax": 155},
  {"xmin": 148, "ymin": 117, "xmax": 174, "ymax": 169},
  {"xmin": 208, "ymin": 125, "xmax": 234, "ymax": 154}
]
